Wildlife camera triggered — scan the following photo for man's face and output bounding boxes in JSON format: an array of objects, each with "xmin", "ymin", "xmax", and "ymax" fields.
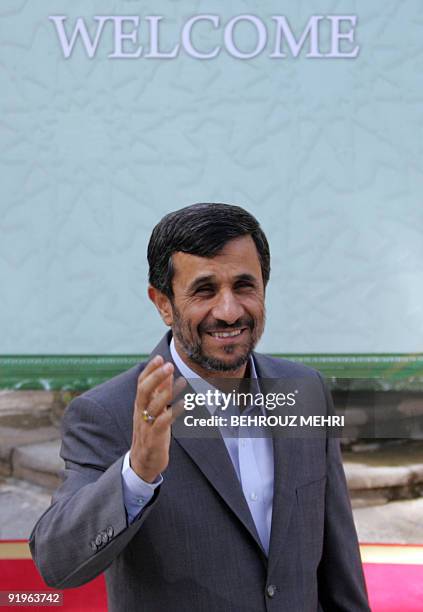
[{"xmin": 167, "ymin": 235, "xmax": 266, "ymax": 376}]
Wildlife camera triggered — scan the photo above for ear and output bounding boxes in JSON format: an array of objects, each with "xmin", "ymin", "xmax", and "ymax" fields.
[{"xmin": 148, "ymin": 285, "xmax": 173, "ymax": 326}]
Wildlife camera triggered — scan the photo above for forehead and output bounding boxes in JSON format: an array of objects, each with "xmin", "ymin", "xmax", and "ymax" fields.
[{"xmin": 171, "ymin": 235, "xmax": 262, "ymax": 286}]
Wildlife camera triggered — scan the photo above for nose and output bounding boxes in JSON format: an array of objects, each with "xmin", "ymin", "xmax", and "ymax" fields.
[{"xmin": 211, "ymin": 289, "xmax": 244, "ymax": 325}]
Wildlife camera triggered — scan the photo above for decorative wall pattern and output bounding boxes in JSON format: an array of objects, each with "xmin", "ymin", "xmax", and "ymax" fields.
[{"xmin": 1, "ymin": 1, "xmax": 422, "ymax": 354}]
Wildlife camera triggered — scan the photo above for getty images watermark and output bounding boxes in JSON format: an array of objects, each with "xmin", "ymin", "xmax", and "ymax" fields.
[
  {"xmin": 167, "ymin": 379, "xmax": 346, "ymax": 439},
  {"xmin": 183, "ymin": 388, "xmax": 343, "ymax": 429},
  {"xmin": 170, "ymin": 378, "xmax": 423, "ymax": 439}
]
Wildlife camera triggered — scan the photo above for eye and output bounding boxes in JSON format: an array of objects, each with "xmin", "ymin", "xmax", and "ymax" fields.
[
  {"xmin": 194, "ymin": 285, "xmax": 215, "ymax": 296},
  {"xmin": 234, "ymin": 280, "xmax": 255, "ymax": 290}
]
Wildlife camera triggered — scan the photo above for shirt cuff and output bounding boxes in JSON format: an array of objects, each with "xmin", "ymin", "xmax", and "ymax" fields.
[{"xmin": 121, "ymin": 451, "xmax": 163, "ymax": 524}]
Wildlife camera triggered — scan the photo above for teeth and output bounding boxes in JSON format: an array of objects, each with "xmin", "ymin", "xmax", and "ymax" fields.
[{"xmin": 210, "ymin": 330, "xmax": 242, "ymax": 338}]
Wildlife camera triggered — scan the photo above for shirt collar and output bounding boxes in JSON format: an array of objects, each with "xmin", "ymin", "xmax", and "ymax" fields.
[{"xmin": 170, "ymin": 337, "xmax": 259, "ymax": 415}]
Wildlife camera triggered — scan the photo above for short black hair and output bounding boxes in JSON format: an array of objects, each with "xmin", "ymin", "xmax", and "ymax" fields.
[{"xmin": 147, "ymin": 203, "xmax": 270, "ymax": 297}]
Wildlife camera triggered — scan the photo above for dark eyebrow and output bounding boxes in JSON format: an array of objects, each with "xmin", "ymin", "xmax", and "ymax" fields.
[
  {"xmin": 188, "ymin": 273, "xmax": 259, "ymax": 294},
  {"xmin": 188, "ymin": 275, "xmax": 217, "ymax": 293},
  {"xmin": 234, "ymin": 273, "xmax": 259, "ymax": 285}
]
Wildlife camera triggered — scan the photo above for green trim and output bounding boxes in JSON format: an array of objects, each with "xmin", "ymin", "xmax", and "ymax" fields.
[
  {"xmin": 0, "ymin": 355, "xmax": 147, "ymax": 391},
  {"xmin": 1, "ymin": 354, "xmax": 423, "ymax": 391},
  {"xmin": 279, "ymin": 354, "xmax": 423, "ymax": 391}
]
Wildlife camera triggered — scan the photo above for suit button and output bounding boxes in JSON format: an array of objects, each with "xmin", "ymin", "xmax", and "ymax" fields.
[
  {"xmin": 266, "ymin": 585, "xmax": 277, "ymax": 598},
  {"xmin": 101, "ymin": 531, "xmax": 108, "ymax": 544},
  {"xmin": 90, "ymin": 540, "xmax": 97, "ymax": 551},
  {"xmin": 95, "ymin": 534, "xmax": 102, "ymax": 546},
  {"xmin": 107, "ymin": 526, "xmax": 114, "ymax": 538}
]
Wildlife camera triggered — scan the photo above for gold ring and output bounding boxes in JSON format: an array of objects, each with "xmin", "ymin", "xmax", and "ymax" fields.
[{"xmin": 142, "ymin": 410, "xmax": 156, "ymax": 423}]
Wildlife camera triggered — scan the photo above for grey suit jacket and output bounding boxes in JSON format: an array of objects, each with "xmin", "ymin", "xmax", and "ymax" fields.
[{"xmin": 30, "ymin": 332, "xmax": 370, "ymax": 612}]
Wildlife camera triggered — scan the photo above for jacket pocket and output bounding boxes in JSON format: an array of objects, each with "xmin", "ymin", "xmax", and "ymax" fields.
[{"xmin": 296, "ymin": 476, "xmax": 327, "ymax": 558}]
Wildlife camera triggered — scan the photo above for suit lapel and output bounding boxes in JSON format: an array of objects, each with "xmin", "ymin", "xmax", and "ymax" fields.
[
  {"xmin": 253, "ymin": 353, "xmax": 301, "ymax": 573},
  {"xmin": 148, "ymin": 332, "xmax": 266, "ymax": 556},
  {"xmin": 172, "ymin": 434, "xmax": 265, "ymax": 555}
]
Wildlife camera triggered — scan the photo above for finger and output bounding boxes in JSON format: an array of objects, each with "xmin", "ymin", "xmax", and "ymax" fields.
[
  {"xmin": 151, "ymin": 377, "xmax": 187, "ymax": 416},
  {"xmin": 136, "ymin": 362, "xmax": 174, "ymax": 409},
  {"xmin": 154, "ymin": 375, "xmax": 172, "ymax": 395},
  {"xmin": 171, "ymin": 376, "xmax": 187, "ymax": 401},
  {"xmin": 146, "ymin": 374, "xmax": 174, "ymax": 418},
  {"xmin": 169, "ymin": 398, "xmax": 186, "ymax": 422},
  {"xmin": 153, "ymin": 367, "xmax": 178, "ymax": 396},
  {"xmin": 137, "ymin": 355, "xmax": 164, "ymax": 386},
  {"xmin": 151, "ymin": 369, "xmax": 174, "ymax": 410},
  {"xmin": 147, "ymin": 376, "xmax": 185, "ymax": 422},
  {"xmin": 154, "ymin": 398, "xmax": 185, "ymax": 432}
]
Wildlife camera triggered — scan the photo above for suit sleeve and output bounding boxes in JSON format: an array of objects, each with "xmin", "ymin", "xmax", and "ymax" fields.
[
  {"xmin": 29, "ymin": 395, "xmax": 160, "ymax": 589},
  {"xmin": 316, "ymin": 374, "xmax": 371, "ymax": 611}
]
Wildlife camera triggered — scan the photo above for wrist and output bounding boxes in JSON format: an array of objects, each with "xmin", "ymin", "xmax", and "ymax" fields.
[{"xmin": 129, "ymin": 454, "xmax": 158, "ymax": 484}]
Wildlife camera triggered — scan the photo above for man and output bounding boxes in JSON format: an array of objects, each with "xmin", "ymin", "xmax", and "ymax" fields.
[{"xmin": 30, "ymin": 203, "xmax": 370, "ymax": 611}]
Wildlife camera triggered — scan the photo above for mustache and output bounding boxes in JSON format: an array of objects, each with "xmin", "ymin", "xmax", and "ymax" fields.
[{"xmin": 200, "ymin": 318, "xmax": 255, "ymax": 333}]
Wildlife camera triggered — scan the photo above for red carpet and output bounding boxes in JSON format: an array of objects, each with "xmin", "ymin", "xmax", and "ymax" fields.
[
  {"xmin": 0, "ymin": 542, "xmax": 106, "ymax": 611},
  {"xmin": 360, "ymin": 544, "xmax": 423, "ymax": 612},
  {"xmin": 1, "ymin": 542, "xmax": 422, "ymax": 611}
]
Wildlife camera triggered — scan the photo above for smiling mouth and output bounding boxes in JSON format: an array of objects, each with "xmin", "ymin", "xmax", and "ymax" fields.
[{"xmin": 206, "ymin": 328, "xmax": 246, "ymax": 339}]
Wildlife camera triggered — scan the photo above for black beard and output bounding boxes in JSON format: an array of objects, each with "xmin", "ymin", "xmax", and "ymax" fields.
[
  {"xmin": 171, "ymin": 306, "xmax": 264, "ymax": 373},
  {"xmin": 185, "ymin": 339, "xmax": 253, "ymax": 373}
]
